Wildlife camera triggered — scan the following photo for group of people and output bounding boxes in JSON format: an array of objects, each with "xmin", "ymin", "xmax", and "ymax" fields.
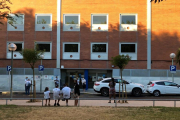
[
  {"xmin": 44, "ymin": 80, "xmax": 80, "ymax": 106},
  {"xmin": 76, "ymin": 77, "xmax": 86, "ymax": 92}
]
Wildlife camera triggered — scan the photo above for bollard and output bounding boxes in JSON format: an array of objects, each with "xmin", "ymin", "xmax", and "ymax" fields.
[
  {"xmin": 42, "ymin": 99, "xmax": 43, "ymax": 106},
  {"xmin": 78, "ymin": 99, "xmax": 80, "ymax": 107},
  {"xmin": 153, "ymin": 101, "xmax": 155, "ymax": 107},
  {"xmin": 6, "ymin": 99, "xmax": 7, "ymax": 105},
  {"xmin": 174, "ymin": 101, "xmax": 176, "ymax": 107}
]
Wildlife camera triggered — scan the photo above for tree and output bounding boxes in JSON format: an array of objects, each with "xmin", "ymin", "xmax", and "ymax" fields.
[
  {"xmin": 176, "ymin": 48, "xmax": 180, "ymax": 65},
  {"xmin": 0, "ymin": 0, "xmax": 20, "ymax": 28},
  {"xmin": 19, "ymin": 46, "xmax": 44, "ymax": 101},
  {"xmin": 111, "ymin": 55, "xmax": 131, "ymax": 103},
  {"xmin": 150, "ymin": 0, "xmax": 164, "ymax": 3}
]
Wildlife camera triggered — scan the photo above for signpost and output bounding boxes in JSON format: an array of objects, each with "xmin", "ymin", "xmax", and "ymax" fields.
[
  {"xmin": 38, "ymin": 65, "xmax": 44, "ymax": 92},
  {"xmin": 170, "ymin": 65, "xmax": 176, "ymax": 82},
  {"xmin": 7, "ymin": 66, "xmax": 11, "ymax": 94}
]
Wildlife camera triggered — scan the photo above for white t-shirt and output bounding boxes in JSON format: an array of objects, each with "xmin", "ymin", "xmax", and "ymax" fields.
[
  {"xmin": 62, "ymin": 86, "xmax": 71, "ymax": 99},
  {"xmin": 25, "ymin": 81, "xmax": 31, "ymax": 86},
  {"xmin": 82, "ymin": 79, "xmax": 86, "ymax": 84},
  {"xmin": 44, "ymin": 91, "xmax": 50, "ymax": 99},
  {"xmin": 53, "ymin": 88, "xmax": 60, "ymax": 100},
  {"xmin": 25, "ymin": 78, "xmax": 28, "ymax": 84}
]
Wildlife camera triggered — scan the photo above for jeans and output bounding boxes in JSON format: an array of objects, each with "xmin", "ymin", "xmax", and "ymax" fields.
[{"xmin": 25, "ymin": 86, "xmax": 30, "ymax": 95}]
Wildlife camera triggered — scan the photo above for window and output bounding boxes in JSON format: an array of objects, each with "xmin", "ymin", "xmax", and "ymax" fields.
[
  {"xmin": 35, "ymin": 42, "xmax": 52, "ymax": 59},
  {"xmin": 63, "ymin": 42, "xmax": 80, "ymax": 59},
  {"xmin": 91, "ymin": 14, "xmax": 108, "ymax": 31},
  {"xmin": 7, "ymin": 42, "xmax": 24, "ymax": 59},
  {"xmin": 35, "ymin": 14, "xmax": 52, "ymax": 31},
  {"xmin": 120, "ymin": 14, "xmax": 137, "ymax": 31},
  {"xmin": 165, "ymin": 82, "xmax": 177, "ymax": 86},
  {"xmin": 156, "ymin": 82, "xmax": 165, "ymax": 85},
  {"xmin": 7, "ymin": 14, "xmax": 24, "ymax": 31},
  {"xmin": 102, "ymin": 79, "xmax": 111, "ymax": 83},
  {"xmin": 91, "ymin": 43, "xmax": 108, "ymax": 60},
  {"xmin": 63, "ymin": 14, "xmax": 80, "ymax": 31},
  {"xmin": 119, "ymin": 43, "xmax": 137, "ymax": 60}
]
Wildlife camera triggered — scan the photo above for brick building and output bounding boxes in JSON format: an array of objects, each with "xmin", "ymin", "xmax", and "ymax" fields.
[{"xmin": 0, "ymin": 0, "xmax": 180, "ymax": 90}]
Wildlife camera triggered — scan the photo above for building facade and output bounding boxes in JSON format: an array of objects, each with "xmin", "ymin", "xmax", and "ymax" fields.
[{"xmin": 0, "ymin": 0, "xmax": 180, "ymax": 90}]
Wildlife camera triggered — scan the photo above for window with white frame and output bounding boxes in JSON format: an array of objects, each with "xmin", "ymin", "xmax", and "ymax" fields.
[
  {"xmin": 119, "ymin": 43, "xmax": 137, "ymax": 60},
  {"xmin": 91, "ymin": 14, "xmax": 108, "ymax": 31},
  {"xmin": 91, "ymin": 43, "xmax": 108, "ymax": 60},
  {"xmin": 35, "ymin": 42, "xmax": 52, "ymax": 59},
  {"xmin": 120, "ymin": 14, "xmax": 137, "ymax": 31},
  {"xmin": 63, "ymin": 42, "xmax": 80, "ymax": 59},
  {"xmin": 7, "ymin": 42, "xmax": 24, "ymax": 59},
  {"xmin": 7, "ymin": 14, "xmax": 24, "ymax": 31},
  {"xmin": 63, "ymin": 14, "xmax": 80, "ymax": 31},
  {"xmin": 35, "ymin": 14, "xmax": 52, "ymax": 31}
]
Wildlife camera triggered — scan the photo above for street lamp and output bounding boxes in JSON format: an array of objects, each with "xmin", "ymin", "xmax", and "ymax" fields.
[
  {"xmin": 40, "ymin": 54, "xmax": 44, "ymax": 92},
  {"xmin": 8, "ymin": 43, "xmax": 17, "ymax": 100},
  {"xmin": 170, "ymin": 53, "xmax": 176, "ymax": 82}
]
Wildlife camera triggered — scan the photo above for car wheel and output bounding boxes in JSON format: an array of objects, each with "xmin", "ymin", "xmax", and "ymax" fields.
[
  {"xmin": 153, "ymin": 90, "xmax": 160, "ymax": 97},
  {"xmin": 101, "ymin": 88, "xmax": 109, "ymax": 97},
  {"xmin": 132, "ymin": 88, "xmax": 142, "ymax": 97}
]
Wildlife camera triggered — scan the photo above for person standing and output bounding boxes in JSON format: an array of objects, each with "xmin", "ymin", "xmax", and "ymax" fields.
[
  {"xmin": 25, "ymin": 79, "xmax": 31, "ymax": 95},
  {"xmin": 44, "ymin": 87, "xmax": 50, "ymax": 106},
  {"xmin": 53, "ymin": 84, "xmax": 61, "ymax": 106},
  {"xmin": 108, "ymin": 78, "xmax": 116, "ymax": 103},
  {"xmin": 81, "ymin": 77, "xmax": 86, "ymax": 92},
  {"xmin": 61, "ymin": 84, "xmax": 71, "ymax": 106},
  {"xmin": 54, "ymin": 76, "xmax": 59, "ymax": 88},
  {"xmin": 74, "ymin": 80, "xmax": 80, "ymax": 106},
  {"xmin": 25, "ymin": 77, "xmax": 28, "ymax": 92}
]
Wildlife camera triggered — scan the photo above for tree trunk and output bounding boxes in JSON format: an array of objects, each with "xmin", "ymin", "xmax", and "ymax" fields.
[
  {"xmin": 120, "ymin": 69, "xmax": 124, "ymax": 103},
  {"xmin": 33, "ymin": 68, "xmax": 36, "ymax": 101}
]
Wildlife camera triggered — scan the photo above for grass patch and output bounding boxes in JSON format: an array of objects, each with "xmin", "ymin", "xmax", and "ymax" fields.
[{"xmin": 0, "ymin": 106, "xmax": 180, "ymax": 120}]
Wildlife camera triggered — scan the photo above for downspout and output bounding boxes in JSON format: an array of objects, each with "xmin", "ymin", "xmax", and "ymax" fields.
[
  {"xmin": 57, "ymin": 0, "xmax": 61, "ymax": 69},
  {"xmin": 147, "ymin": 0, "xmax": 152, "ymax": 69}
]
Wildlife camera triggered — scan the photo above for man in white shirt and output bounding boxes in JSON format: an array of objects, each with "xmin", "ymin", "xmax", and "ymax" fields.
[
  {"xmin": 62, "ymin": 84, "xmax": 71, "ymax": 106},
  {"xmin": 25, "ymin": 77, "xmax": 28, "ymax": 92},
  {"xmin": 53, "ymin": 84, "xmax": 61, "ymax": 106},
  {"xmin": 81, "ymin": 77, "xmax": 86, "ymax": 92},
  {"xmin": 54, "ymin": 76, "xmax": 59, "ymax": 87},
  {"xmin": 25, "ymin": 79, "xmax": 31, "ymax": 95}
]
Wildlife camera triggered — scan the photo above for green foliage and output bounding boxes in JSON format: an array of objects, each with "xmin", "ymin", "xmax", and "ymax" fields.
[
  {"xmin": 37, "ymin": 19, "xmax": 47, "ymax": 24},
  {"xmin": 66, "ymin": 20, "xmax": 77, "ymax": 24},
  {"xmin": 101, "ymin": 21, "xmax": 107, "ymax": 24},
  {"xmin": 111, "ymin": 55, "xmax": 131, "ymax": 70},
  {"xmin": 19, "ymin": 46, "xmax": 44, "ymax": 69},
  {"xmin": 176, "ymin": 48, "xmax": 180, "ymax": 66}
]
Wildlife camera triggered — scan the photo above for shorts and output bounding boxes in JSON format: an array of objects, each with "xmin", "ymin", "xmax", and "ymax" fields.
[
  {"xmin": 109, "ymin": 88, "xmax": 115, "ymax": 95},
  {"xmin": 53, "ymin": 96, "xmax": 60, "ymax": 100}
]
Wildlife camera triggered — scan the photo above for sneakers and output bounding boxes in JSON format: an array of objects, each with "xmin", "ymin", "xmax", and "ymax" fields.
[
  {"xmin": 54, "ymin": 103, "xmax": 56, "ymax": 106},
  {"xmin": 57, "ymin": 103, "xmax": 60, "ymax": 106}
]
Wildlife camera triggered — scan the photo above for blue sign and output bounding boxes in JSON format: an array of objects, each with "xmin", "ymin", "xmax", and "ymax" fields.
[
  {"xmin": 170, "ymin": 65, "xmax": 176, "ymax": 73},
  {"xmin": 38, "ymin": 65, "xmax": 44, "ymax": 71},
  {"xmin": 7, "ymin": 66, "xmax": 11, "ymax": 71}
]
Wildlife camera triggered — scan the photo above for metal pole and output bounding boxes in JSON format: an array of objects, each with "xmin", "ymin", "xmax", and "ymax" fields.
[
  {"xmin": 172, "ymin": 58, "xmax": 174, "ymax": 82},
  {"xmin": 10, "ymin": 51, "xmax": 13, "ymax": 101},
  {"xmin": 40, "ymin": 59, "xmax": 42, "ymax": 92}
]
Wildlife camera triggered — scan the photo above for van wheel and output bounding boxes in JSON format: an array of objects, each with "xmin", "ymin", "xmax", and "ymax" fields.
[
  {"xmin": 101, "ymin": 88, "xmax": 109, "ymax": 97},
  {"xmin": 153, "ymin": 90, "xmax": 160, "ymax": 97},
  {"xmin": 132, "ymin": 88, "xmax": 142, "ymax": 97}
]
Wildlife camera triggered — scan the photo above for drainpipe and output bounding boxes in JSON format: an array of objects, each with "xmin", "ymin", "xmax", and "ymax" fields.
[{"xmin": 147, "ymin": 0, "xmax": 152, "ymax": 69}]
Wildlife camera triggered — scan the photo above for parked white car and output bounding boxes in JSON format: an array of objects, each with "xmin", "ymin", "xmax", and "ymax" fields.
[
  {"xmin": 147, "ymin": 80, "xmax": 180, "ymax": 97},
  {"xmin": 93, "ymin": 78, "xmax": 146, "ymax": 97}
]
